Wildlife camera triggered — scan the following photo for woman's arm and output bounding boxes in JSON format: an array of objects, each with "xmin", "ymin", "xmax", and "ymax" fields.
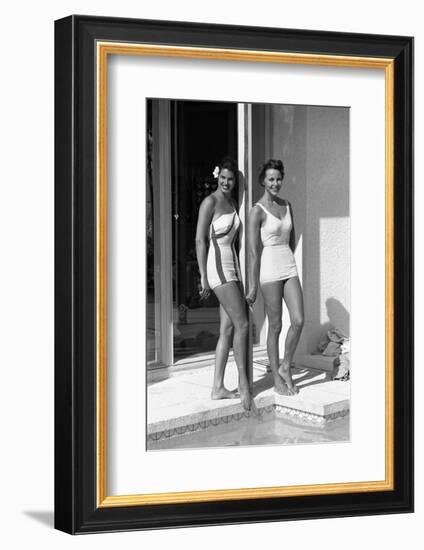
[
  {"xmin": 246, "ymin": 205, "xmax": 263, "ymax": 305},
  {"xmin": 195, "ymin": 195, "xmax": 215, "ymax": 300},
  {"xmin": 288, "ymin": 201, "xmax": 296, "ymax": 252}
]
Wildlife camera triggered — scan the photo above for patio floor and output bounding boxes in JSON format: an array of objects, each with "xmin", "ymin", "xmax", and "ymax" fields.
[{"xmin": 147, "ymin": 360, "xmax": 350, "ymax": 439}]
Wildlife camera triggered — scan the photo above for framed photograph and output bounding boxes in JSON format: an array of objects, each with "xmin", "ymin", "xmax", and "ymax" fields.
[{"xmin": 54, "ymin": 15, "xmax": 413, "ymax": 534}]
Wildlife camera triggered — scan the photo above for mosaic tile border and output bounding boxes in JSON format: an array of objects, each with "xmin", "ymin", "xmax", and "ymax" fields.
[
  {"xmin": 274, "ymin": 404, "xmax": 350, "ymax": 424},
  {"xmin": 147, "ymin": 403, "xmax": 349, "ymax": 442},
  {"xmin": 147, "ymin": 409, "xmax": 259, "ymax": 442}
]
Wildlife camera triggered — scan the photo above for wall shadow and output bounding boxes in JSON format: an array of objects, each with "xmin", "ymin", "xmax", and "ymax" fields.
[{"xmin": 325, "ymin": 297, "xmax": 350, "ymax": 338}]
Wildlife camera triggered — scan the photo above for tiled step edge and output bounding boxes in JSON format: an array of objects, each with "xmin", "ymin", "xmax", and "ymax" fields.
[{"xmin": 147, "ymin": 401, "xmax": 350, "ymax": 443}]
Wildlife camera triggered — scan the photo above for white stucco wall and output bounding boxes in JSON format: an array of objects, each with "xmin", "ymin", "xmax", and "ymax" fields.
[{"xmin": 303, "ymin": 106, "xmax": 350, "ymax": 352}]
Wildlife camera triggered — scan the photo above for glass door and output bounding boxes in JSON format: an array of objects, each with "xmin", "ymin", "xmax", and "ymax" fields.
[
  {"xmin": 147, "ymin": 99, "xmax": 241, "ymax": 369},
  {"xmin": 172, "ymin": 101, "xmax": 238, "ymax": 363}
]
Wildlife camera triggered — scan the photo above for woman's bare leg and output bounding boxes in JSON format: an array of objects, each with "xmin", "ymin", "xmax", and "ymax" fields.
[
  {"xmin": 213, "ymin": 282, "xmax": 252, "ymax": 410},
  {"xmin": 211, "ymin": 305, "xmax": 238, "ymax": 399},
  {"xmin": 278, "ymin": 276, "xmax": 304, "ymax": 393},
  {"xmin": 260, "ymin": 281, "xmax": 292, "ymax": 395}
]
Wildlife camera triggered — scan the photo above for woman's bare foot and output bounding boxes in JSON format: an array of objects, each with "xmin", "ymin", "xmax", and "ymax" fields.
[
  {"xmin": 211, "ymin": 387, "xmax": 239, "ymax": 400},
  {"xmin": 239, "ymin": 385, "xmax": 250, "ymax": 410},
  {"xmin": 273, "ymin": 376, "xmax": 291, "ymax": 396},
  {"xmin": 278, "ymin": 360, "xmax": 299, "ymax": 395},
  {"xmin": 238, "ymin": 384, "xmax": 259, "ymax": 415},
  {"xmin": 248, "ymin": 397, "xmax": 259, "ymax": 416}
]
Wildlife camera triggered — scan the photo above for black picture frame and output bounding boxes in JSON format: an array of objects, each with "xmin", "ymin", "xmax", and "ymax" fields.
[{"xmin": 55, "ymin": 15, "xmax": 413, "ymax": 534}]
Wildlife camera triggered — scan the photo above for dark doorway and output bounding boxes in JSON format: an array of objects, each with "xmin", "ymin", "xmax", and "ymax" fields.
[{"xmin": 172, "ymin": 101, "xmax": 238, "ymax": 361}]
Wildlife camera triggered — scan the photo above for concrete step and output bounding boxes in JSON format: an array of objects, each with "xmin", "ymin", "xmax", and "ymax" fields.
[{"xmin": 295, "ymin": 354, "xmax": 339, "ymax": 373}]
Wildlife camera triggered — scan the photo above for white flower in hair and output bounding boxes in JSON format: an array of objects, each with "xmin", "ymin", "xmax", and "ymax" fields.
[{"xmin": 212, "ymin": 166, "xmax": 220, "ymax": 179}]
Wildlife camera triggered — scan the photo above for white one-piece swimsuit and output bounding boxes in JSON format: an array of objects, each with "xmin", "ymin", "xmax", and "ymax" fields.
[
  {"xmin": 256, "ymin": 202, "xmax": 298, "ymax": 285},
  {"xmin": 206, "ymin": 211, "xmax": 242, "ymax": 290}
]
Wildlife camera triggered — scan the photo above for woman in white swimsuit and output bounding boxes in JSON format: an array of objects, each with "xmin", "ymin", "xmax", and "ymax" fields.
[
  {"xmin": 246, "ymin": 159, "xmax": 304, "ymax": 395},
  {"xmin": 196, "ymin": 157, "xmax": 253, "ymax": 411}
]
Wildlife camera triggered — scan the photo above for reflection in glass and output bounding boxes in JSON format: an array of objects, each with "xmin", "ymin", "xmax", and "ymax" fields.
[
  {"xmin": 172, "ymin": 163, "xmax": 220, "ymax": 361},
  {"xmin": 146, "ymin": 104, "xmax": 159, "ymax": 365}
]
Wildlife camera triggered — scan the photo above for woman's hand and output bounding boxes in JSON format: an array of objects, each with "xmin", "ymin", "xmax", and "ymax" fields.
[
  {"xmin": 246, "ymin": 287, "xmax": 257, "ymax": 308},
  {"xmin": 199, "ymin": 276, "xmax": 211, "ymax": 301},
  {"xmin": 247, "ymin": 205, "xmax": 262, "ymax": 310}
]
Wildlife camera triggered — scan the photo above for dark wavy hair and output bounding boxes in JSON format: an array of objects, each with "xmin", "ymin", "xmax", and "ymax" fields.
[
  {"xmin": 217, "ymin": 156, "xmax": 239, "ymax": 184},
  {"xmin": 258, "ymin": 159, "xmax": 285, "ymax": 186}
]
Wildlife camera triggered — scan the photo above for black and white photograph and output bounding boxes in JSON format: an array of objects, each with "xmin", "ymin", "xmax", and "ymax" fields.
[
  {"xmin": 146, "ymin": 98, "xmax": 350, "ymax": 450},
  {"xmin": 0, "ymin": 0, "xmax": 416, "ymax": 542}
]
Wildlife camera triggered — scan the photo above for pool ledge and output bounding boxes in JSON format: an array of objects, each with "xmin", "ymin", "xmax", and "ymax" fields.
[{"xmin": 147, "ymin": 364, "xmax": 350, "ymax": 441}]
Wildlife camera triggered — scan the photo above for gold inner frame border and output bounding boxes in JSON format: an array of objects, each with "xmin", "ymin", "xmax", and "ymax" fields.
[{"xmin": 96, "ymin": 42, "xmax": 395, "ymax": 508}]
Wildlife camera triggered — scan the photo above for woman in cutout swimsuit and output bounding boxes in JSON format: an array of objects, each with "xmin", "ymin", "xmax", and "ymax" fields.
[
  {"xmin": 246, "ymin": 159, "xmax": 304, "ymax": 396},
  {"xmin": 195, "ymin": 157, "xmax": 254, "ymax": 411}
]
